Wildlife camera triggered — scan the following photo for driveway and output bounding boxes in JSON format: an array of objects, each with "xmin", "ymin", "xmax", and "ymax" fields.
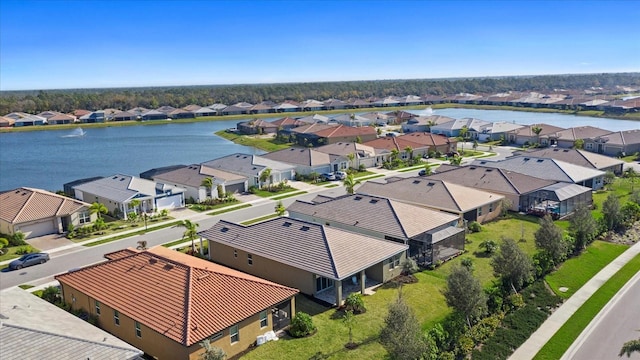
[{"xmin": 26, "ymin": 234, "xmax": 75, "ymax": 252}]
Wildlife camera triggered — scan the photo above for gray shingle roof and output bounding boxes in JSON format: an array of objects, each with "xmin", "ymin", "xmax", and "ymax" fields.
[
  {"xmin": 472, "ymin": 156, "xmax": 605, "ymax": 184},
  {"xmin": 517, "ymin": 148, "xmax": 624, "ymax": 171},
  {"xmin": 73, "ymin": 174, "xmax": 184, "ymax": 202},
  {"xmin": 200, "ymin": 218, "xmax": 407, "ymax": 280},
  {"xmin": 261, "ymin": 148, "xmax": 333, "ymax": 167},
  {"xmin": 539, "ymin": 182, "xmax": 592, "ymax": 201},
  {"xmin": 202, "ymin": 153, "xmax": 266, "ymax": 177}
]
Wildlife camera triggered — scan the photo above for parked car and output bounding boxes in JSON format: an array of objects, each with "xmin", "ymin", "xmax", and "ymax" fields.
[
  {"xmin": 321, "ymin": 173, "xmax": 336, "ymax": 181},
  {"xmin": 9, "ymin": 253, "xmax": 50, "ymax": 270},
  {"xmin": 334, "ymin": 171, "xmax": 347, "ymax": 180}
]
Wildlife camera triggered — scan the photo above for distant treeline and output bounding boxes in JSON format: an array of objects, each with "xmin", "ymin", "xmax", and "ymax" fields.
[{"xmin": 1, "ymin": 73, "xmax": 639, "ymax": 115}]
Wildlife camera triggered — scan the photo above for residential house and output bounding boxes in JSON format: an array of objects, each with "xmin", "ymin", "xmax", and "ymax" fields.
[
  {"xmin": 477, "ymin": 121, "xmax": 525, "ymax": 142},
  {"xmin": 261, "ymin": 147, "xmax": 347, "ymax": 175},
  {"xmin": 396, "ymin": 132, "xmax": 457, "ymax": 154},
  {"xmin": 300, "ymin": 99, "xmax": 325, "ymax": 111},
  {"xmin": 583, "ymin": 129, "xmax": 640, "ymax": 157},
  {"xmin": 357, "ymin": 177, "xmax": 504, "ymax": 224},
  {"xmin": 372, "ymin": 96, "xmax": 400, "ymax": 107},
  {"xmin": 128, "ymin": 107, "xmax": 148, "ymax": 118},
  {"xmin": 296, "ymin": 114, "xmax": 331, "ymax": 124},
  {"xmin": 273, "ymin": 101, "xmax": 301, "ymax": 113},
  {"xmin": 222, "ymin": 102, "xmax": 253, "ymax": 115},
  {"xmin": 209, "ymin": 103, "xmax": 228, "ymax": 113},
  {"xmin": 426, "ymin": 165, "xmax": 557, "ymax": 212},
  {"xmin": 201, "ymin": 217, "xmax": 408, "ymax": 306},
  {"xmin": 140, "ymin": 109, "xmax": 167, "ymax": 120},
  {"xmin": 401, "ymin": 115, "xmax": 455, "ymax": 133},
  {"xmin": 430, "ymin": 117, "xmax": 492, "ymax": 138},
  {"xmin": 111, "ymin": 110, "xmax": 137, "ymax": 121},
  {"xmin": 519, "ymin": 182, "xmax": 593, "ymax": 218},
  {"xmin": 421, "ymin": 95, "xmax": 448, "ymax": 104},
  {"xmin": 287, "ymin": 194, "xmax": 464, "ymax": 265},
  {"xmin": 472, "ymin": 156, "xmax": 605, "ymax": 190},
  {"xmin": 182, "ymin": 104, "xmax": 202, "ymax": 112},
  {"xmin": 155, "ymin": 106, "xmax": 176, "ymax": 116},
  {"xmin": 330, "ymin": 114, "xmax": 373, "ymax": 127},
  {"xmin": 72, "ymin": 174, "xmax": 185, "ymax": 219},
  {"xmin": 345, "ymin": 98, "xmax": 371, "ymax": 109},
  {"xmin": 270, "ymin": 116, "xmax": 306, "ymax": 130},
  {"xmin": 0, "ymin": 287, "xmax": 143, "ymax": 360},
  {"xmin": 236, "ymin": 118, "xmax": 279, "ymax": 135},
  {"xmin": 312, "ymin": 124, "xmax": 378, "ymax": 145},
  {"xmin": 541, "ymin": 125, "xmax": 612, "ymax": 148},
  {"xmin": 283, "ymin": 123, "xmax": 336, "ymax": 146},
  {"xmin": 151, "ymin": 164, "xmax": 248, "ymax": 203},
  {"xmin": 192, "ymin": 106, "xmax": 218, "ymax": 117},
  {"xmin": 360, "ymin": 112, "xmax": 392, "ymax": 126},
  {"xmin": 79, "ymin": 111, "xmax": 106, "ymax": 123},
  {"xmin": 397, "ymin": 95, "xmax": 424, "ymax": 106},
  {"xmin": 6, "ymin": 112, "xmax": 47, "ymax": 126},
  {"xmin": 505, "ymin": 123, "xmax": 566, "ymax": 146},
  {"xmin": 314, "ymin": 142, "xmax": 387, "ymax": 169},
  {"xmin": 385, "ymin": 110, "xmax": 416, "ymax": 125},
  {"xmin": 201, "ymin": 153, "xmax": 295, "ymax": 189},
  {"xmin": 323, "ymin": 99, "xmax": 348, "ymax": 110},
  {"xmin": 0, "ymin": 116, "xmax": 16, "ymax": 127},
  {"xmin": 168, "ymin": 108, "xmax": 195, "ymax": 119},
  {"xmin": 55, "ymin": 246, "xmax": 298, "ymax": 360},
  {"xmin": 37, "ymin": 111, "xmax": 77, "ymax": 124},
  {"xmin": 0, "ymin": 187, "xmax": 96, "ymax": 238},
  {"xmin": 249, "ymin": 102, "xmax": 275, "ymax": 114},
  {"xmin": 71, "ymin": 109, "xmax": 92, "ymax": 118},
  {"xmin": 363, "ymin": 136, "xmax": 430, "ymax": 160},
  {"xmin": 514, "ymin": 148, "xmax": 624, "ymax": 175}
]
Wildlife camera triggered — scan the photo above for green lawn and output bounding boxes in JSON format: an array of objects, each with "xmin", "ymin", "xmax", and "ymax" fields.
[
  {"xmin": 533, "ymin": 253, "xmax": 640, "ymax": 360},
  {"xmin": 187, "ymin": 200, "xmax": 239, "ymax": 212},
  {"xmin": 272, "ymin": 191, "xmax": 307, "ymax": 200},
  {"xmin": 250, "ymin": 187, "xmax": 299, "ymax": 198},
  {"xmin": 214, "ymin": 130, "xmax": 293, "ymax": 152},
  {"xmin": 207, "ymin": 204, "xmax": 252, "ymax": 216},
  {"xmin": 0, "ymin": 245, "xmax": 41, "ymax": 262},
  {"xmin": 241, "ymin": 214, "xmax": 279, "ymax": 225},
  {"xmin": 84, "ymin": 221, "xmax": 180, "ymax": 247},
  {"xmin": 545, "ymin": 240, "xmax": 628, "ymax": 298}
]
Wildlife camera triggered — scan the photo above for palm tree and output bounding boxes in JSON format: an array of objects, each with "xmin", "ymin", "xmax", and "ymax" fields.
[
  {"xmin": 619, "ymin": 337, "xmax": 640, "ymax": 357},
  {"xmin": 343, "ymin": 174, "xmax": 361, "ymax": 195},
  {"xmin": 177, "ymin": 219, "xmax": 200, "ymax": 253},
  {"xmin": 532, "ymin": 125, "xmax": 543, "ymax": 145},
  {"xmin": 426, "ymin": 120, "xmax": 437, "ymax": 132},
  {"xmin": 274, "ymin": 200, "xmax": 286, "ymax": 216},
  {"xmin": 390, "ymin": 148, "xmax": 399, "ymax": 161},
  {"xmin": 201, "ymin": 177, "xmax": 214, "ymax": 198},
  {"xmin": 347, "ymin": 153, "xmax": 356, "ymax": 170},
  {"xmin": 624, "ymin": 167, "xmax": 637, "ymax": 191},
  {"xmin": 89, "ymin": 202, "xmax": 108, "ymax": 219},
  {"xmin": 449, "ymin": 154, "xmax": 463, "ymax": 166},
  {"xmin": 403, "ymin": 146, "xmax": 414, "ymax": 163},
  {"xmin": 259, "ymin": 168, "xmax": 272, "ymax": 190}
]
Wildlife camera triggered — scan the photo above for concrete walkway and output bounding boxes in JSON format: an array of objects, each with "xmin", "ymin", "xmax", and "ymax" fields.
[{"xmin": 509, "ymin": 240, "xmax": 640, "ymax": 360}]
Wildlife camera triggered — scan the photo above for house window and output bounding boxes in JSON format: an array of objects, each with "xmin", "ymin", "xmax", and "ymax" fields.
[
  {"xmin": 478, "ymin": 206, "xmax": 483, "ymax": 216},
  {"xmin": 234, "ymin": 249, "xmax": 238, "ymax": 258},
  {"xmin": 489, "ymin": 203, "xmax": 494, "ymax": 213},
  {"xmin": 79, "ymin": 210, "xmax": 91, "ymax": 224},
  {"xmin": 211, "ymin": 331, "xmax": 223, "ymax": 341},
  {"xmin": 247, "ymin": 254, "xmax": 253, "ymax": 266},
  {"xmin": 260, "ymin": 310, "xmax": 268, "ymax": 328},
  {"xmin": 95, "ymin": 300, "xmax": 101, "ymax": 315},
  {"xmin": 135, "ymin": 321, "xmax": 142, "ymax": 338},
  {"xmin": 230, "ymin": 324, "xmax": 239, "ymax": 343},
  {"xmin": 586, "ymin": 143, "xmax": 593, "ymax": 150},
  {"xmin": 389, "ymin": 254, "xmax": 401, "ymax": 269},
  {"xmin": 316, "ymin": 276, "xmax": 334, "ymax": 292},
  {"xmin": 114, "ymin": 310, "xmax": 120, "ymax": 326}
]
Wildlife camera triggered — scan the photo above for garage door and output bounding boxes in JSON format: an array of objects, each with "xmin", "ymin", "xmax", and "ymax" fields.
[
  {"xmin": 19, "ymin": 220, "xmax": 57, "ymax": 239},
  {"xmin": 156, "ymin": 194, "xmax": 183, "ymax": 210},
  {"xmin": 225, "ymin": 182, "xmax": 246, "ymax": 194}
]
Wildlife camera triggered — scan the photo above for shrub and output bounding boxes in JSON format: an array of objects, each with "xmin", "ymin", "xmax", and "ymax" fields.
[
  {"xmin": 289, "ymin": 312, "xmax": 316, "ymax": 338},
  {"xmin": 16, "ymin": 245, "xmax": 34, "ymax": 255},
  {"xmin": 402, "ymin": 257, "xmax": 419, "ymax": 275},
  {"xmin": 344, "ymin": 293, "xmax": 366, "ymax": 314},
  {"xmin": 461, "ymin": 257, "xmax": 474, "ymax": 271},
  {"xmin": 468, "ymin": 221, "xmax": 482, "ymax": 233},
  {"xmin": 479, "ymin": 240, "xmax": 498, "ymax": 254},
  {"xmin": 0, "ymin": 238, "xmax": 9, "ymax": 247},
  {"xmin": 10, "ymin": 232, "xmax": 27, "ymax": 246},
  {"xmin": 41, "ymin": 286, "xmax": 61, "ymax": 304}
]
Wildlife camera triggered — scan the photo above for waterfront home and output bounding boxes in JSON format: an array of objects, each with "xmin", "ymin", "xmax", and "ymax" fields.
[
  {"xmin": 79, "ymin": 111, "xmax": 106, "ymax": 123},
  {"xmin": 359, "ymin": 111, "xmax": 392, "ymax": 125},
  {"xmin": 311, "ymin": 124, "xmax": 377, "ymax": 145},
  {"xmin": 287, "ymin": 194, "xmax": 464, "ymax": 265},
  {"xmin": 168, "ymin": 108, "xmax": 195, "ymax": 119},
  {"xmin": 472, "ymin": 156, "xmax": 605, "ymax": 190},
  {"xmin": 300, "ymin": 99, "xmax": 324, "ymax": 111},
  {"xmin": 272, "ymin": 101, "xmax": 301, "ymax": 113},
  {"xmin": 236, "ymin": 118, "xmax": 278, "ymax": 135},
  {"xmin": 201, "ymin": 153, "xmax": 296, "ymax": 189},
  {"xmin": 363, "ymin": 136, "xmax": 430, "ymax": 160},
  {"xmin": 249, "ymin": 101, "xmax": 275, "ymax": 114},
  {"xmin": 0, "ymin": 288, "xmax": 143, "ymax": 360},
  {"xmin": 71, "ymin": 174, "xmax": 185, "ymax": 219},
  {"xmin": 37, "ymin": 111, "xmax": 77, "ymax": 124},
  {"xmin": 345, "ymin": 98, "xmax": 371, "ymax": 109},
  {"xmin": 111, "ymin": 110, "xmax": 137, "ymax": 121},
  {"xmin": 0, "ymin": 116, "xmax": 16, "ymax": 127},
  {"xmin": 270, "ymin": 116, "xmax": 306, "ymax": 130},
  {"xmin": 0, "ymin": 187, "xmax": 96, "ymax": 238},
  {"xmin": 5, "ymin": 112, "xmax": 47, "ymax": 126},
  {"xmin": 209, "ymin": 103, "xmax": 228, "ymax": 113},
  {"xmin": 261, "ymin": 147, "xmax": 347, "ymax": 175},
  {"xmin": 357, "ymin": 177, "xmax": 504, "ymax": 224},
  {"xmin": 396, "ymin": 132, "xmax": 458, "ymax": 154},
  {"xmin": 151, "ymin": 164, "xmax": 248, "ymax": 202},
  {"xmin": 191, "ymin": 106, "xmax": 218, "ymax": 117},
  {"xmin": 140, "ymin": 109, "xmax": 166, "ymax": 121},
  {"xmin": 583, "ymin": 129, "xmax": 640, "ymax": 157},
  {"xmin": 200, "ymin": 217, "xmax": 408, "ymax": 306},
  {"xmin": 281, "ymin": 123, "xmax": 335, "ymax": 146},
  {"xmin": 221, "ymin": 102, "xmax": 253, "ymax": 115},
  {"xmin": 71, "ymin": 109, "xmax": 92, "ymax": 118},
  {"xmin": 155, "ymin": 106, "xmax": 176, "ymax": 116},
  {"xmin": 397, "ymin": 95, "xmax": 424, "ymax": 106},
  {"xmin": 430, "ymin": 117, "xmax": 492, "ymax": 138},
  {"xmin": 314, "ymin": 142, "xmax": 387, "ymax": 169},
  {"xmin": 323, "ymin": 98, "xmax": 348, "ymax": 110},
  {"xmin": 385, "ymin": 110, "xmax": 416, "ymax": 125},
  {"xmin": 372, "ymin": 96, "xmax": 400, "ymax": 107},
  {"xmin": 55, "ymin": 246, "xmax": 298, "ymax": 360},
  {"xmin": 182, "ymin": 104, "xmax": 202, "ymax": 112},
  {"xmin": 128, "ymin": 107, "xmax": 149, "ymax": 118},
  {"xmin": 330, "ymin": 113, "xmax": 373, "ymax": 127},
  {"xmin": 540, "ymin": 125, "xmax": 612, "ymax": 148},
  {"xmin": 477, "ymin": 121, "xmax": 525, "ymax": 142},
  {"xmin": 514, "ymin": 148, "xmax": 625, "ymax": 175},
  {"xmin": 401, "ymin": 115, "xmax": 456, "ymax": 133},
  {"xmin": 505, "ymin": 123, "xmax": 566, "ymax": 146}
]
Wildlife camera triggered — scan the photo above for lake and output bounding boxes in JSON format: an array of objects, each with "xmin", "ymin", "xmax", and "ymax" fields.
[{"xmin": 0, "ymin": 110, "xmax": 638, "ymax": 191}]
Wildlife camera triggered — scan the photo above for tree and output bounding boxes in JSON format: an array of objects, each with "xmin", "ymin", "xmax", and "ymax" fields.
[
  {"xmin": 602, "ymin": 193, "xmax": 623, "ymax": 231},
  {"xmin": 472, "ymin": 139, "xmax": 479, "ymax": 151},
  {"xmin": 459, "ymin": 125, "xmax": 469, "ymax": 152},
  {"xmin": 390, "ymin": 148, "xmax": 400, "ymax": 161},
  {"xmin": 532, "ymin": 125, "xmax": 543, "ymax": 145},
  {"xmin": 404, "ymin": 146, "xmax": 414, "ymax": 163},
  {"xmin": 443, "ymin": 265, "xmax": 487, "ymax": 328},
  {"xmin": 259, "ymin": 168, "xmax": 272, "ymax": 190},
  {"xmin": 347, "ymin": 152, "xmax": 356, "ymax": 169},
  {"xmin": 177, "ymin": 219, "xmax": 200, "ymax": 253},
  {"xmin": 449, "ymin": 154, "xmax": 463, "ymax": 165},
  {"xmin": 569, "ymin": 203, "xmax": 598, "ymax": 253},
  {"xmin": 89, "ymin": 202, "xmax": 108, "ymax": 219},
  {"xmin": 199, "ymin": 339, "xmax": 226, "ymax": 360},
  {"xmin": 342, "ymin": 310, "xmax": 356, "ymax": 347},
  {"xmin": 619, "ymin": 338, "xmax": 640, "ymax": 358},
  {"xmin": 380, "ymin": 291, "xmax": 429, "ymax": 359},
  {"xmin": 343, "ymin": 174, "xmax": 361, "ymax": 195},
  {"xmin": 573, "ymin": 138, "xmax": 584, "ymax": 149},
  {"xmin": 604, "ymin": 171, "xmax": 617, "ymax": 190},
  {"xmin": 274, "ymin": 200, "xmax": 286, "ymax": 216},
  {"xmin": 535, "ymin": 214, "xmax": 567, "ymax": 265},
  {"xmin": 491, "ymin": 237, "xmax": 534, "ymax": 293},
  {"xmin": 201, "ymin": 177, "xmax": 214, "ymax": 198},
  {"xmin": 479, "ymin": 239, "xmax": 497, "ymax": 254},
  {"xmin": 129, "ymin": 199, "xmax": 141, "ymax": 215},
  {"xmin": 624, "ymin": 167, "xmax": 638, "ymax": 192}
]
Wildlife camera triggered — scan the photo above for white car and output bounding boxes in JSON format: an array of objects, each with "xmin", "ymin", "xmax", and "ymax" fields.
[{"xmin": 335, "ymin": 171, "xmax": 347, "ymax": 180}]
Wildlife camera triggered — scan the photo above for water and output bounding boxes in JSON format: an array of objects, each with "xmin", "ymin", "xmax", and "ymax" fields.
[
  {"xmin": 0, "ymin": 111, "xmax": 637, "ymax": 191},
  {"xmin": 0, "ymin": 120, "xmax": 263, "ymax": 191}
]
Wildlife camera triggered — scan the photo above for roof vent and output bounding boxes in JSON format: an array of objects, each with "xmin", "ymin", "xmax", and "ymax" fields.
[
  {"xmin": 283, "ymin": 221, "xmax": 292, "ymax": 227},
  {"xmin": 164, "ymin": 264, "xmax": 174, "ymax": 270},
  {"xmin": 537, "ymin": 159, "xmax": 544, "ymax": 163},
  {"xmin": 369, "ymin": 199, "xmax": 378, "ymax": 204},
  {"xmin": 120, "ymin": 178, "xmax": 125, "ymax": 181},
  {"xmin": 354, "ymin": 196, "xmax": 362, "ymax": 200},
  {"xmin": 470, "ymin": 167, "xmax": 476, "ymax": 170},
  {"xmin": 112, "ymin": 176, "xmax": 118, "ymax": 179},
  {"xmin": 486, "ymin": 169, "xmax": 493, "ymax": 172},
  {"xmin": 427, "ymin": 182, "xmax": 435, "ymax": 186},
  {"xmin": 480, "ymin": 161, "xmax": 487, "ymax": 164},
  {"xmin": 563, "ymin": 149, "xmax": 569, "ymax": 152},
  {"xmin": 413, "ymin": 180, "xmax": 421, "ymax": 184},
  {"xmin": 300, "ymin": 226, "xmax": 310, "ymax": 231},
  {"xmin": 221, "ymin": 227, "xmax": 229, "ymax": 232},
  {"xmin": 149, "ymin": 258, "xmax": 158, "ymax": 264},
  {"xmin": 523, "ymin": 158, "xmax": 530, "ymax": 161}
]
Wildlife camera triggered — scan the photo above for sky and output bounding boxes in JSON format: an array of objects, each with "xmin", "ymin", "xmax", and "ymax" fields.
[{"xmin": 1, "ymin": 0, "xmax": 639, "ymax": 91}]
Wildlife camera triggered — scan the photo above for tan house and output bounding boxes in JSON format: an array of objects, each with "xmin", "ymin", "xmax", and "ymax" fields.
[
  {"xmin": 55, "ymin": 246, "xmax": 298, "ymax": 360},
  {"xmin": 0, "ymin": 187, "xmax": 95, "ymax": 238},
  {"xmin": 515, "ymin": 148, "xmax": 625, "ymax": 175},
  {"xmin": 314, "ymin": 142, "xmax": 389, "ymax": 169},
  {"xmin": 357, "ymin": 177, "xmax": 504, "ymax": 224},
  {"xmin": 505, "ymin": 123, "xmax": 566, "ymax": 146},
  {"xmin": 200, "ymin": 217, "xmax": 408, "ymax": 306}
]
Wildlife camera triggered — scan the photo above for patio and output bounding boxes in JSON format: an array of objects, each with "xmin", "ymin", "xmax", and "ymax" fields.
[{"xmin": 314, "ymin": 277, "xmax": 381, "ymax": 306}]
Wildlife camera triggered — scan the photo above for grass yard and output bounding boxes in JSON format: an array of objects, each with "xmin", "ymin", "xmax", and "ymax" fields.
[
  {"xmin": 208, "ymin": 204, "xmax": 252, "ymax": 216},
  {"xmin": 272, "ymin": 191, "xmax": 307, "ymax": 200},
  {"xmin": 533, "ymin": 253, "xmax": 640, "ymax": 360},
  {"xmin": 84, "ymin": 221, "xmax": 181, "ymax": 247},
  {"xmin": 250, "ymin": 187, "xmax": 299, "ymax": 198},
  {"xmin": 187, "ymin": 200, "xmax": 239, "ymax": 212},
  {"xmin": 545, "ymin": 240, "xmax": 629, "ymax": 299},
  {"xmin": 0, "ymin": 245, "xmax": 41, "ymax": 262},
  {"xmin": 214, "ymin": 130, "xmax": 293, "ymax": 152},
  {"xmin": 241, "ymin": 214, "xmax": 279, "ymax": 225}
]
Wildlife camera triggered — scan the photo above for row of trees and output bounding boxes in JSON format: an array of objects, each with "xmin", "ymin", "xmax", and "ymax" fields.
[{"xmin": 2, "ymin": 73, "xmax": 638, "ymax": 114}]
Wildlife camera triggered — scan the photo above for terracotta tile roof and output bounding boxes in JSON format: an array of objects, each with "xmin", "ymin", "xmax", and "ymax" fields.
[
  {"xmin": 0, "ymin": 187, "xmax": 90, "ymax": 224},
  {"xmin": 397, "ymin": 133, "xmax": 454, "ymax": 146},
  {"xmin": 362, "ymin": 136, "xmax": 428, "ymax": 152},
  {"xmin": 55, "ymin": 246, "xmax": 298, "ymax": 347},
  {"xmin": 0, "ymin": 116, "xmax": 16, "ymax": 126}
]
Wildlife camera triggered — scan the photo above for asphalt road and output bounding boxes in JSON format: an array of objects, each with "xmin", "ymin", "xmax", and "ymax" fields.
[
  {"xmin": 0, "ymin": 186, "xmax": 349, "ymax": 290},
  {"xmin": 563, "ymin": 272, "xmax": 640, "ymax": 360}
]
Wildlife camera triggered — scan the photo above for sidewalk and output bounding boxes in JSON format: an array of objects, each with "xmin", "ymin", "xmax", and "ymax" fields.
[{"xmin": 509, "ymin": 240, "xmax": 640, "ymax": 360}]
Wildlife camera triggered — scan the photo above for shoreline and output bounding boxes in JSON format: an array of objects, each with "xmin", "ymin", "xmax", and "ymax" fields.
[{"xmin": 1, "ymin": 104, "xmax": 638, "ymax": 134}]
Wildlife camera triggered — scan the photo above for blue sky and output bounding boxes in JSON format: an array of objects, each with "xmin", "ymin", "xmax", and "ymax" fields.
[{"xmin": 1, "ymin": 0, "xmax": 639, "ymax": 90}]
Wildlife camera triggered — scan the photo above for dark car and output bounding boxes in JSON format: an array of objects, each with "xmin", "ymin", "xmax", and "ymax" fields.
[
  {"xmin": 418, "ymin": 169, "xmax": 428, "ymax": 176},
  {"xmin": 9, "ymin": 253, "xmax": 50, "ymax": 270}
]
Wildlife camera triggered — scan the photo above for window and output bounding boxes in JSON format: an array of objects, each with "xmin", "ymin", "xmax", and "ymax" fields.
[
  {"xmin": 230, "ymin": 324, "xmax": 239, "ymax": 343},
  {"xmin": 79, "ymin": 210, "xmax": 91, "ymax": 224},
  {"xmin": 95, "ymin": 300, "xmax": 101, "ymax": 315},
  {"xmin": 478, "ymin": 206, "xmax": 483, "ymax": 216},
  {"xmin": 260, "ymin": 310, "xmax": 268, "ymax": 328},
  {"xmin": 114, "ymin": 310, "xmax": 120, "ymax": 326},
  {"xmin": 247, "ymin": 254, "xmax": 253, "ymax": 266},
  {"xmin": 234, "ymin": 249, "xmax": 238, "ymax": 258},
  {"xmin": 315, "ymin": 276, "xmax": 334, "ymax": 292},
  {"xmin": 135, "ymin": 321, "xmax": 142, "ymax": 338},
  {"xmin": 489, "ymin": 203, "xmax": 494, "ymax": 213},
  {"xmin": 389, "ymin": 254, "xmax": 401, "ymax": 269},
  {"xmin": 211, "ymin": 331, "xmax": 223, "ymax": 341},
  {"xmin": 586, "ymin": 143, "xmax": 593, "ymax": 150}
]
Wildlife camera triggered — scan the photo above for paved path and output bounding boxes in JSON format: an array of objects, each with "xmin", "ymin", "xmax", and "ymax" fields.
[{"xmin": 509, "ymin": 240, "xmax": 640, "ymax": 360}]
